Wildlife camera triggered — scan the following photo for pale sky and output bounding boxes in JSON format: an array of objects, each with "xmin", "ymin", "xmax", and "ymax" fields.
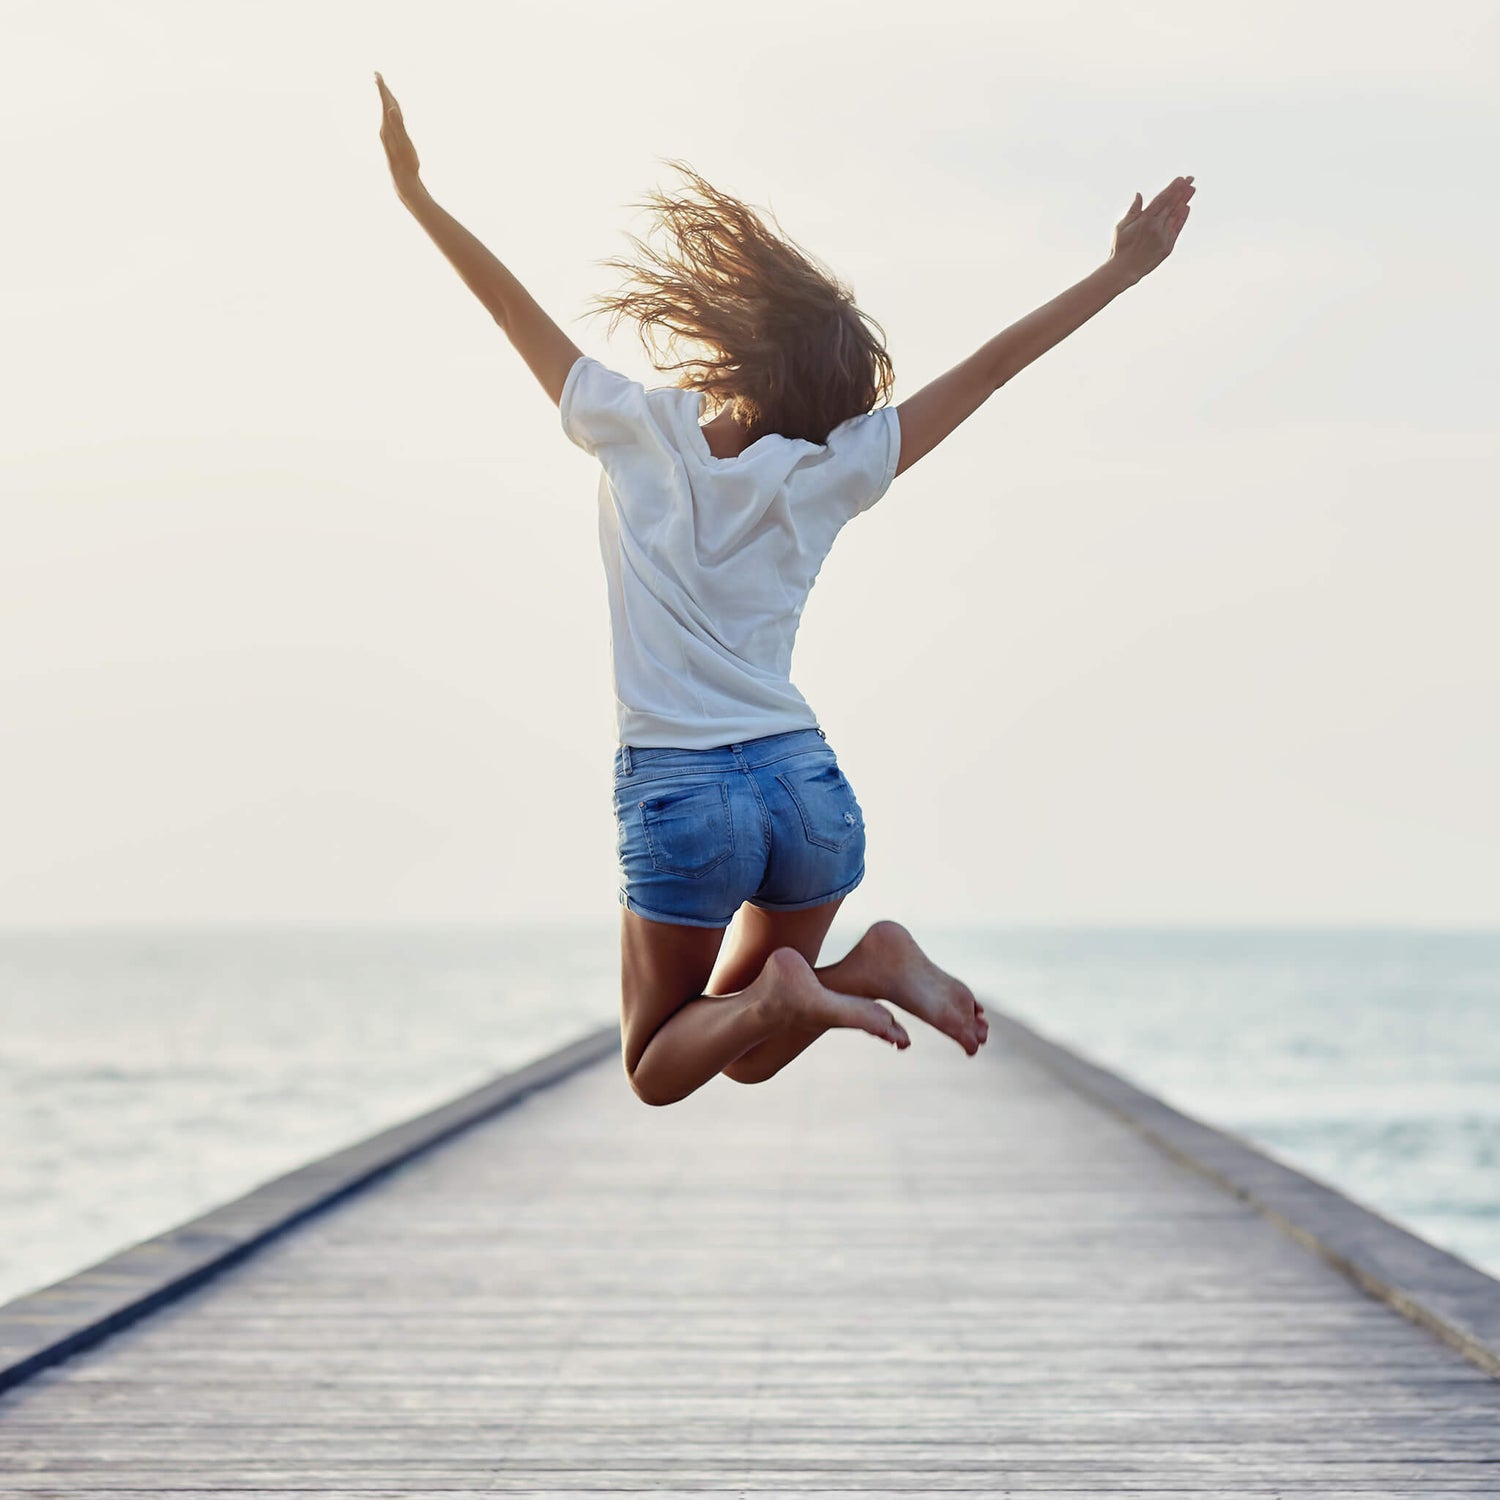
[{"xmin": 3, "ymin": 0, "xmax": 1496, "ymax": 927}]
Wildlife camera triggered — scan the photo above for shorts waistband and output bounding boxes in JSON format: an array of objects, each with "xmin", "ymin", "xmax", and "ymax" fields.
[{"xmin": 617, "ymin": 726, "xmax": 827, "ymax": 779}]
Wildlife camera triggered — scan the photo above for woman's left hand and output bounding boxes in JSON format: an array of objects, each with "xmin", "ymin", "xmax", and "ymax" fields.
[{"xmin": 375, "ymin": 72, "xmax": 422, "ymax": 192}]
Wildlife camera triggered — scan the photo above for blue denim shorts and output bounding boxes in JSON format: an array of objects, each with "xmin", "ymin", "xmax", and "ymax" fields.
[{"xmin": 612, "ymin": 727, "xmax": 867, "ymax": 929}]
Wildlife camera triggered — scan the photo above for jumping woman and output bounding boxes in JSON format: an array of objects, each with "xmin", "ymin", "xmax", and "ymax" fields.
[{"xmin": 375, "ymin": 72, "xmax": 1195, "ymax": 1107}]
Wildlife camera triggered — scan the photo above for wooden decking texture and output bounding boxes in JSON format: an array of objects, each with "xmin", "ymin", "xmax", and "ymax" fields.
[{"xmin": 2, "ymin": 1020, "xmax": 1497, "ymax": 1496}]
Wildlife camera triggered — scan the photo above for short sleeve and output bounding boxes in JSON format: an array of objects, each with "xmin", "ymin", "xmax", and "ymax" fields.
[
  {"xmin": 559, "ymin": 354, "xmax": 653, "ymax": 457},
  {"xmin": 821, "ymin": 404, "xmax": 901, "ymax": 518}
]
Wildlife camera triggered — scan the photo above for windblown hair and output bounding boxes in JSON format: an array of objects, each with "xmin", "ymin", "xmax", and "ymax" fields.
[{"xmin": 583, "ymin": 160, "xmax": 894, "ymax": 447}]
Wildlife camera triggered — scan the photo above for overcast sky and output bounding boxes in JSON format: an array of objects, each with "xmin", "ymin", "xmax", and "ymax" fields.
[{"xmin": 3, "ymin": 0, "xmax": 1496, "ymax": 927}]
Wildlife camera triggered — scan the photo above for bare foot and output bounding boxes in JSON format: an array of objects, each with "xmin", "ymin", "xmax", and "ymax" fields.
[
  {"xmin": 756, "ymin": 947, "xmax": 911, "ymax": 1050},
  {"xmin": 838, "ymin": 921, "xmax": 988, "ymax": 1055}
]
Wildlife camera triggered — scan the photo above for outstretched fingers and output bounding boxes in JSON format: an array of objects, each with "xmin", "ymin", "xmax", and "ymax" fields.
[
  {"xmin": 1145, "ymin": 174, "xmax": 1194, "ymax": 217},
  {"xmin": 374, "ymin": 71, "xmax": 421, "ymax": 182},
  {"xmin": 1141, "ymin": 176, "xmax": 1195, "ymax": 247}
]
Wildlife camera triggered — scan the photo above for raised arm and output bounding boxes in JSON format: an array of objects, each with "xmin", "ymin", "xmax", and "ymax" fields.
[
  {"xmin": 892, "ymin": 175, "xmax": 1195, "ymax": 478},
  {"xmin": 375, "ymin": 73, "xmax": 581, "ymax": 407}
]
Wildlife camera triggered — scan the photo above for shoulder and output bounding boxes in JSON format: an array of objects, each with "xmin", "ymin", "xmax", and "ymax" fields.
[
  {"xmin": 805, "ymin": 405, "xmax": 901, "ymax": 517},
  {"xmin": 559, "ymin": 356, "xmax": 644, "ymax": 453},
  {"xmin": 825, "ymin": 404, "xmax": 899, "ymax": 454},
  {"xmin": 560, "ymin": 355, "xmax": 699, "ymax": 459}
]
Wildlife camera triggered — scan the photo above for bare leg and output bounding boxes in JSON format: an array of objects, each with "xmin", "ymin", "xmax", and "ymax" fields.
[
  {"xmin": 620, "ymin": 907, "xmax": 909, "ymax": 1108},
  {"xmin": 709, "ymin": 899, "xmax": 848, "ymax": 1084},
  {"xmin": 719, "ymin": 910, "xmax": 990, "ymax": 1084}
]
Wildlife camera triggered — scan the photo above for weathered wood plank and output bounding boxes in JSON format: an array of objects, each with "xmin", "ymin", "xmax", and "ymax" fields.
[
  {"xmin": 987, "ymin": 1010, "xmax": 1500, "ymax": 1376},
  {"xmin": 0, "ymin": 1010, "xmax": 1497, "ymax": 1494},
  {"xmin": 0, "ymin": 1025, "xmax": 618, "ymax": 1394}
]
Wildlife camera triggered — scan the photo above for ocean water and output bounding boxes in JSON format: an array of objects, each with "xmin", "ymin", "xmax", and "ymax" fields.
[
  {"xmin": 0, "ymin": 924, "xmax": 622, "ymax": 1309},
  {"xmin": 1, "ymin": 923, "xmax": 1497, "ymax": 1307}
]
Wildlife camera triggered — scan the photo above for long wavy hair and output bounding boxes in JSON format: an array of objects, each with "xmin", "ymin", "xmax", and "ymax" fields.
[{"xmin": 583, "ymin": 160, "xmax": 895, "ymax": 447}]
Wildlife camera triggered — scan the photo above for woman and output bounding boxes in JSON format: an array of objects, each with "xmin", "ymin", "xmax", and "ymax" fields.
[{"xmin": 375, "ymin": 72, "xmax": 1194, "ymax": 1107}]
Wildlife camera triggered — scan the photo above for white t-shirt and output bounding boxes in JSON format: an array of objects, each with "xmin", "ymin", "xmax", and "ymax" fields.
[{"xmin": 560, "ymin": 353, "xmax": 901, "ymax": 749}]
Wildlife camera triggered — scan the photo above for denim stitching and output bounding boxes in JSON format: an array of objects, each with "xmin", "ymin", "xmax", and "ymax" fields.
[
  {"xmin": 639, "ymin": 780, "xmax": 734, "ymax": 878},
  {"xmin": 776, "ymin": 767, "xmax": 859, "ymax": 852},
  {"xmin": 619, "ymin": 745, "xmax": 831, "ymax": 787},
  {"xmin": 742, "ymin": 764, "xmax": 775, "ymax": 864}
]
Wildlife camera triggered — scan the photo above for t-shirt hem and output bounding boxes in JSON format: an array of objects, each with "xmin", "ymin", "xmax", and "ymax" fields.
[
  {"xmin": 558, "ymin": 352, "xmax": 592, "ymax": 449},
  {"xmin": 617, "ymin": 709, "xmax": 820, "ymax": 750},
  {"xmin": 864, "ymin": 405, "xmax": 901, "ymax": 512}
]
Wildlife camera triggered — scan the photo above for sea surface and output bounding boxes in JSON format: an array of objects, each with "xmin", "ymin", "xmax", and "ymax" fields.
[{"xmin": 1, "ymin": 923, "xmax": 1497, "ymax": 1306}]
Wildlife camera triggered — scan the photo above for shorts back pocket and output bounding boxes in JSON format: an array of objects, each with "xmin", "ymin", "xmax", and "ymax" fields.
[
  {"xmin": 777, "ymin": 759, "xmax": 863, "ymax": 852},
  {"xmin": 640, "ymin": 780, "xmax": 734, "ymax": 878}
]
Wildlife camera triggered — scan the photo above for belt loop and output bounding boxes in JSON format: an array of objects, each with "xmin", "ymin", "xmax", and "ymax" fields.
[
  {"xmin": 621, "ymin": 744, "xmax": 633, "ymax": 775},
  {"xmin": 816, "ymin": 726, "xmax": 826, "ymax": 740}
]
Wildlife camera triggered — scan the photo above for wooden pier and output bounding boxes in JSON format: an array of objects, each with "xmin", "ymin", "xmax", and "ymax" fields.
[{"xmin": 2, "ymin": 1007, "xmax": 1498, "ymax": 1495}]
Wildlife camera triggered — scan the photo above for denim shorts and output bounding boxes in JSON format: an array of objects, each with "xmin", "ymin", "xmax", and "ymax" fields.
[{"xmin": 612, "ymin": 727, "xmax": 867, "ymax": 929}]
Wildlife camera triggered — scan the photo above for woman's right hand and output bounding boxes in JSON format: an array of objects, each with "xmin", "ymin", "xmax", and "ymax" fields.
[
  {"xmin": 375, "ymin": 72, "xmax": 423, "ymax": 197},
  {"xmin": 1109, "ymin": 175, "xmax": 1196, "ymax": 287}
]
